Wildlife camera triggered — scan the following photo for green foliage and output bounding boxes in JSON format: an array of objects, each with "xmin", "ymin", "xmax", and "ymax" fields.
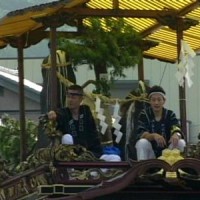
[
  {"xmin": 59, "ymin": 18, "xmax": 142, "ymax": 79},
  {"xmin": 0, "ymin": 114, "xmax": 38, "ymax": 167},
  {"xmin": 92, "ymin": 78, "xmax": 111, "ymax": 97}
]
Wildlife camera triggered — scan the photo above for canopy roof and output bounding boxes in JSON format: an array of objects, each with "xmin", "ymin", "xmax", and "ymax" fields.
[{"xmin": 0, "ymin": 0, "xmax": 200, "ymax": 63}]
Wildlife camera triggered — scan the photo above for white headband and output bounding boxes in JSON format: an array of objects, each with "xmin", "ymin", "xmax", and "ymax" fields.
[{"xmin": 148, "ymin": 92, "xmax": 166, "ymax": 99}]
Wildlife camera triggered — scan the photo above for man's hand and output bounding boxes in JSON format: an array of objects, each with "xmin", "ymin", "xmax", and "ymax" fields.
[
  {"xmin": 169, "ymin": 132, "xmax": 180, "ymax": 147},
  {"xmin": 153, "ymin": 133, "xmax": 166, "ymax": 148},
  {"xmin": 47, "ymin": 111, "xmax": 57, "ymax": 120}
]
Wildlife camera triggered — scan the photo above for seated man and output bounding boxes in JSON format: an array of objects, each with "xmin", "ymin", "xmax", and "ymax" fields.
[
  {"xmin": 48, "ymin": 84, "xmax": 120, "ymax": 162},
  {"xmin": 135, "ymin": 85, "xmax": 186, "ymax": 160}
]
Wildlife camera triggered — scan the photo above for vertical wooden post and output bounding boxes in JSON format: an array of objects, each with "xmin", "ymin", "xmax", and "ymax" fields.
[
  {"xmin": 112, "ymin": 0, "xmax": 119, "ymax": 9},
  {"xmin": 176, "ymin": 17, "xmax": 187, "ymax": 141},
  {"xmin": 138, "ymin": 56, "xmax": 144, "ymax": 81},
  {"xmin": 49, "ymin": 26, "xmax": 58, "ymax": 110},
  {"xmin": 156, "ymin": 16, "xmax": 197, "ymax": 142},
  {"xmin": 17, "ymin": 37, "xmax": 26, "ymax": 161}
]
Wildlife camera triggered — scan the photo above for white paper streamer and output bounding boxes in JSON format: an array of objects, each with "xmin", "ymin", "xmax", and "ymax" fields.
[
  {"xmin": 113, "ymin": 101, "xmax": 120, "ymax": 117},
  {"xmin": 95, "ymin": 97, "xmax": 101, "ymax": 112},
  {"xmin": 111, "ymin": 100, "xmax": 123, "ymax": 142},
  {"xmin": 98, "ymin": 108, "xmax": 104, "ymax": 115},
  {"xmin": 100, "ymin": 121, "xmax": 108, "ymax": 135},
  {"xmin": 112, "ymin": 121, "xmax": 122, "ymax": 130},
  {"xmin": 175, "ymin": 40, "xmax": 196, "ymax": 88},
  {"xmin": 97, "ymin": 113, "xmax": 106, "ymax": 121},
  {"xmin": 113, "ymin": 129, "xmax": 123, "ymax": 143},
  {"xmin": 95, "ymin": 98, "xmax": 108, "ymax": 135}
]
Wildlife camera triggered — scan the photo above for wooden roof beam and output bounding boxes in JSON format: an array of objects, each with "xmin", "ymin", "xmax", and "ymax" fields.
[
  {"xmin": 112, "ymin": 0, "xmax": 119, "ymax": 9},
  {"xmin": 178, "ymin": 0, "xmax": 200, "ymax": 16},
  {"xmin": 140, "ymin": 1, "xmax": 200, "ymax": 38},
  {"xmin": 141, "ymin": 24, "xmax": 162, "ymax": 38},
  {"xmin": 61, "ymin": 8, "xmax": 177, "ymax": 18},
  {"xmin": 145, "ymin": 37, "xmax": 177, "ymax": 47},
  {"xmin": 156, "ymin": 16, "xmax": 199, "ymax": 31}
]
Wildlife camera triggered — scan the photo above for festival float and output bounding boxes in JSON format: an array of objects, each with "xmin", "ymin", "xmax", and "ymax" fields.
[
  {"xmin": 1, "ymin": 1, "xmax": 200, "ymax": 200},
  {"xmin": 1, "ymin": 89, "xmax": 200, "ymax": 200},
  {"xmin": 1, "ymin": 141, "xmax": 200, "ymax": 200}
]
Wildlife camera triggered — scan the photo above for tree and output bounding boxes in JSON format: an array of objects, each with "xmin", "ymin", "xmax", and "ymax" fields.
[
  {"xmin": 0, "ymin": 114, "xmax": 38, "ymax": 168},
  {"xmin": 59, "ymin": 18, "xmax": 142, "ymax": 96}
]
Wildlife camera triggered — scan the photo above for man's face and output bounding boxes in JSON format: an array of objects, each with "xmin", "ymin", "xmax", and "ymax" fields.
[
  {"xmin": 66, "ymin": 89, "xmax": 83, "ymax": 110},
  {"xmin": 149, "ymin": 93, "xmax": 165, "ymax": 112}
]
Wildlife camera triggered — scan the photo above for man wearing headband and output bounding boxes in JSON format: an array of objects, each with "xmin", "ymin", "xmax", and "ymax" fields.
[
  {"xmin": 48, "ymin": 84, "xmax": 103, "ymax": 158},
  {"xmin": 135, "ymin": 85, "xmax": 186, "ymax": 160}
]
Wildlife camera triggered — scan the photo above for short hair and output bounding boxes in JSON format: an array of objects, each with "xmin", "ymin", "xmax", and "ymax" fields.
[
  {"xmin": 67, "ymin": 84, "xmax": 84, "ymax": 96},
  {"xmin": 148, "ymin": 85, "xmax": 166, "ymax": 98}
]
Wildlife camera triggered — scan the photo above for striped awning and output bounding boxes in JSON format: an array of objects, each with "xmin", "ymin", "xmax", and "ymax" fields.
[{"xmin": 0, "ymin": 0, "xmax": 199, "ymax": 62}]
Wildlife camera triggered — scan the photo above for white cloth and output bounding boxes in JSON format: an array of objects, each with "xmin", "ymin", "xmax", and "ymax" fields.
[
  {"xmin": 62, "ymin": 134, "xmax": 121, "ymax": 176},
  {"xmin": 135, "ymin": 138, "xmax": 186, "ymax": 161},
  {"xmin": 99, "ymin": 153, "xmax": 121, "ymax": 173},
  {"xmin": 62, "ymin": 134, "xmax": 121, "ymax": 161},
  {"xmin": 100, "ymin": 154, "xmax": 121, "ymax": 162},
  {"xmin": 62, "ymin": 134, "xmax": 74, "ymax": 145}
]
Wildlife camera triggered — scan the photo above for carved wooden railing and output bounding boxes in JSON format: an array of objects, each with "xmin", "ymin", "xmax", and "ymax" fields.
[
  {"xmin": 45, "ymin": 158, "xmax": 200, "ymax": 200},
  {"xmin": 1, "ymin": 158, "xmax": 200, "ymax": 200},
  {"xmin": 0, "ymin": 164, "xmax": 50, "ymax": 200}
]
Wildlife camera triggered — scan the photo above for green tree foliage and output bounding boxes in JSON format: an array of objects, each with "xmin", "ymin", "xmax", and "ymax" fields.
[
  {"xmin": 59, "ymin": 18, "xmax": 142, "ymax": 80},
  {"xmin": 0, "ymin": 114, "xmax": 38, "ymax": 167}
]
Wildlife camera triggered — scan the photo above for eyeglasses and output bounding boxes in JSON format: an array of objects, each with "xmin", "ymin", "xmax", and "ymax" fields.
[{"xmin": 66, "ymin": 92, "xmax": 83, "ymax": 97}]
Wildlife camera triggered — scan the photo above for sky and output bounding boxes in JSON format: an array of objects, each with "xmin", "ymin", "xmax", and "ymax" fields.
[{"xmin": 0, "ymin": 0, "xmax": 57, "ymax": 17}]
